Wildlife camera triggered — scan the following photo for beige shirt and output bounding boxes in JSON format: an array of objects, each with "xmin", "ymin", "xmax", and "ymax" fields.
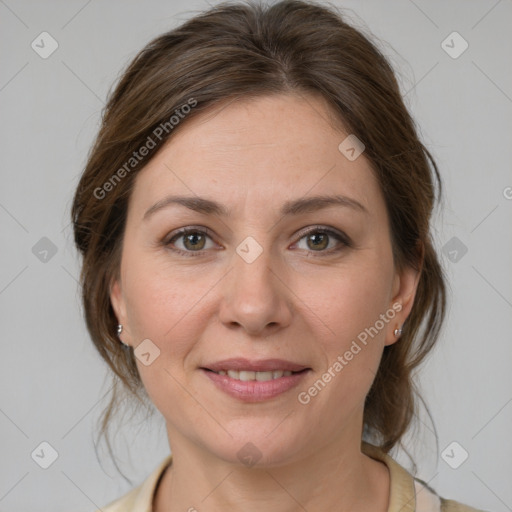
[{"xmin": 97, "ymin": 442, "xmax": 486, "ymax": 512}]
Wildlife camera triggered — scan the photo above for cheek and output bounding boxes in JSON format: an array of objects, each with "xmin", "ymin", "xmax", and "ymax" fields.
[
  {"xmin": 121, "ymin": 258, "xmax": 206, "ymax": 418},
  {"xmin": 119, "ymin": 255, "xmax": 205, "ymax": 405},
  {"xmin": 305, "ymin": 256, "xmax": 394, "ymax": 353},
  {"xmin": 296, "ymin": 253, "xmax": 394, "ymax": 407},
  {"xmin": 122, "ymin": 251, "xmax": 209, "ymax": 343}
]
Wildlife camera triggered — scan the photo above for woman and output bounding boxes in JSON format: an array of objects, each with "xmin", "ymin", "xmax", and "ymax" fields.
[{"xmin": 71, "ymin": 1, "xmax": 485, "ymax": 510}]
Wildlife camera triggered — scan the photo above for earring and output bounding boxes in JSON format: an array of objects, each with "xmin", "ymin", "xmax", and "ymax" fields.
[
  {"xmin": 394, "ymin": 327, "xmax": 403, "ymax": 337},
  {"xmin": 117, "ymin": 324, "xmax": 130, "ymax": 347}
]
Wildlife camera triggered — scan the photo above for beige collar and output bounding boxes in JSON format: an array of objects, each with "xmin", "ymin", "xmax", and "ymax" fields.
[
  {"xmin": 362, "ymin": 441, "xmax": 417, "ymax": 511},
  {"xmin": 119, "ymin": 442, "xmax": 420, "ymax": 512}
]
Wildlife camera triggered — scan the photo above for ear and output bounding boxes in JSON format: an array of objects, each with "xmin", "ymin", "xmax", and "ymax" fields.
[
  {"xmin": 384, "ymin": 247, "xmax": 423, "ymax": 346},
  {"xmin": 110, "ymin": 276, "xmax": 130, "ymax": 346}
]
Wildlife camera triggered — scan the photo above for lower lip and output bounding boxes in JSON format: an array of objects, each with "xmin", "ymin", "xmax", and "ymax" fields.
[{"xmin": 201, "ymin": 369, "xmax": 309, "ymax": 402}]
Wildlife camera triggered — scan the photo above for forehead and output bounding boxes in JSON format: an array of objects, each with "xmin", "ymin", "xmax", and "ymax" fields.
[
  {"xmin": 128, "ymin": 93, "xmax": 384, "ymax": 221},
  {"xmin": 162, "ymin": 93, "xmax": 347, "ymax": 170}
]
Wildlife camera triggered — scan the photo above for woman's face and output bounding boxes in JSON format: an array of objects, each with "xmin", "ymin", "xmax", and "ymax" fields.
[{"xmin": 111, "ymin": 93, "xmax": 418, "ymax": 466}]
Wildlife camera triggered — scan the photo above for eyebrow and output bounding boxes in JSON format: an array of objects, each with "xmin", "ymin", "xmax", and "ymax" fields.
[{"xmin": 143, "ymin": 193, "xmax": 367, "ymax": 221}]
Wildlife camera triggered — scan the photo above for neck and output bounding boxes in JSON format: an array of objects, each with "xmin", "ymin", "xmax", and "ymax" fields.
[{"xmin": 153, "ymin": 431, "xmax": 389, "ymax": 512}]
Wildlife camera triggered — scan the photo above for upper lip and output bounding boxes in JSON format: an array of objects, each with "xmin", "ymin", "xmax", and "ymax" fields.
[{"xmin": 202, "ymin": 358, "xmax": 309, "ymax": 373}]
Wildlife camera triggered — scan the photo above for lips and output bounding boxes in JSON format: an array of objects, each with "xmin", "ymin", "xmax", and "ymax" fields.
[
  {"xmin": 215, "ymin": 369, "xmax": 295, "ymax": 381},
  {"xmin": 202, "ymin": 358, "xmax": 309, "ymax": 373},
  {"xmin": 200, "ymin": 358, "xmax": 311, "ymax": 402}
]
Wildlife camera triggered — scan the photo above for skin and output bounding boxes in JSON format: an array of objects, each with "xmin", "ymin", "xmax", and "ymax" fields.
[{"xmin": 110, "ymin": 93, "xmax": 419, "ymax": 512}]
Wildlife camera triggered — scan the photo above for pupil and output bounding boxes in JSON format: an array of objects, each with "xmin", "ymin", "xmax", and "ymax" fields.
[
  {"xmin": 309, "ymin": 233, "xmax": 327, "ymax": 250},
  {"xmin": 186, "ymin": 233, "xmax": 203, "ymax": 249}
]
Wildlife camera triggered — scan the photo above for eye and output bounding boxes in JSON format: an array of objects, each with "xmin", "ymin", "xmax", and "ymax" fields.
[
  {"xmin": 292, "ymin": 226, "xmax": 351, "ymax": 255},
  {"xmin": 164, "ymin": 225, "xmax": 351, "ymax": 257},
  {"xmin": 165, "ymin": 227, "xmax": 217, "ymax": 256}
]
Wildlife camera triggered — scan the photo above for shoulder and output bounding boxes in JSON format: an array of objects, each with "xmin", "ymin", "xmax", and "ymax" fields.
[
  {"xmin": 98, "ymin": 486, "xmax": 141, "ymax": 512},
  {"xmin": 95, "ymin": 455, "xmax": 173, "ymax": 512},
  {"xmin": 362, "ymin": 441, "xmax": 488, "ymax": 512},
  {"xmin": 439, "ymin": 496, "xmax": 490, "ymax": 512},
  {"xmin": 415, "ymin": 478, "xmax": 488, "ymax": 512}
]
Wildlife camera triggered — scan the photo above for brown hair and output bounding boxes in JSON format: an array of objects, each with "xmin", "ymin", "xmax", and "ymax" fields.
[{"xmin": 72, "ymin": 0, "xmax": 445, "ymax": 465}]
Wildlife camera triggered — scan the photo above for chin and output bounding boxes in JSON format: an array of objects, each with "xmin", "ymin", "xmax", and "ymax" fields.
[{"xmin": 200, "ymin": 420, "xmax": 307, "ymax": 468}]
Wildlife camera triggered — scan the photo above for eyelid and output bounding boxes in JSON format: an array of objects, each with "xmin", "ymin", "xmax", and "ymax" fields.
[
  {"xmin": 164, "ymin": 224, "xmax": 351, "ymax": 256},
  {"xmin": 164, "ymin": 225, "xmax": 218, "ymax": 248},
  {"xmin": 292, "ymin": 225, "xmax": 352, "ymax": 248}
]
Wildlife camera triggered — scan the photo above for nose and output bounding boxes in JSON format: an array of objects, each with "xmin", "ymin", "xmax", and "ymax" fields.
[{"xmin": 218, "ymin": 241, "xmax": 293, "ymax": 338}]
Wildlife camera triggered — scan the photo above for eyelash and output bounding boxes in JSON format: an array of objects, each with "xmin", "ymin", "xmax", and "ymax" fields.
[{"xmin": 163, "ymin": 225, "xmax": 352, "ymax": 258}]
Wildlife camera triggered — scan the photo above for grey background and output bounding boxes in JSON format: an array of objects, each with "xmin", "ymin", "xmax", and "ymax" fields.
[{"xmin": 1, "ymin": 0, "xmax": 511, "ymax": 510}]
